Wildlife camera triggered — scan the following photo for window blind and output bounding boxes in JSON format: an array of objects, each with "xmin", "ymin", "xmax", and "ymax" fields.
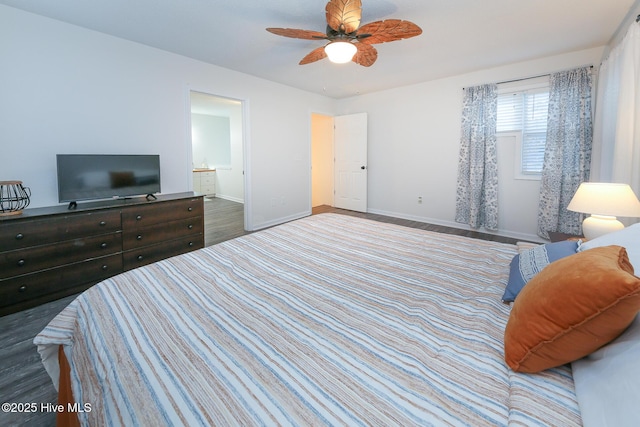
[{"xmin": 497, "ymin": 88, "xmax": 549, "ymax": 175}]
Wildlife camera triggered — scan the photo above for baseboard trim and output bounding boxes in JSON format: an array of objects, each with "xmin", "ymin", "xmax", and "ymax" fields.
[
  {"xmin": 367, "ymin": 208, "xmax": 546, "ymax": 243},
  {"xmin": 213, "ymin": 194, "xmax": 244, "ymax": 204},
  {"xmin": 251, "ymin": 210, "xmax": 311, "ymax": 231}
]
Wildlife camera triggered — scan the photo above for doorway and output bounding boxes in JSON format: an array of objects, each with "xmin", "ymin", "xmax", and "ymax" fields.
[
  {"xmin": 190, "ymin": 91, "xmax": 245, "ymax": 203},
  {"xmin": 311, "ymin": 113, "xmax": 334, "ymax": 208},
  {"xmin": 189, "ymin": 90, "xmax": 249, "ymax": 230},
  {"xmin": 311, "ymin": 112, "xmax": 368, "ymax": 213}
]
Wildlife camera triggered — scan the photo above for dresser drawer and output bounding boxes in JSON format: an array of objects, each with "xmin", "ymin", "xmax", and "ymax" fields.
[
  {"xmin": 123, "ymin": 235, "xmax": 203, "ymax": 271},
  {"xmin": 122, "ymin": 217, "xmax": 203, "ymax": 250},
  {"xmin": 198, "ymin": 172, "xmax": 216, "ymax": 195},
  {"xmin": 0, "ymin": 232, "xmax": 122, "ymax": 279},
  {"xmin": 0, "ymin": 253, "xmax": 123, "ymax": 309},
  {"xmin": 200, "ymin": 184, "xmax": 215, "ymax": 195},
  {"xmin": 122, "ymin": 197, "xmax": 203, "ymax": 229},
  {"xmin": 200, "ymin": 173, "xmax": 215, "ymax": 184},
  {"xmin": 0, "ymin": 210, "xmax": 121, "ymax": 251}
]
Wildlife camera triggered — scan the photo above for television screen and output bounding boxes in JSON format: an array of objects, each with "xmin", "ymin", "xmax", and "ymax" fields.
[{"xmin": 57, "ymin": 154, "xmax": 161, "ymax": 203}]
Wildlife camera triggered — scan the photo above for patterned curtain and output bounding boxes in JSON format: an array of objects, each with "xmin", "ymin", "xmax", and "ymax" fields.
[
  {"xmin": 537, "ymin": 67, "xmax": 593, "ymax": 239},
  {"xmin": 455, "ymin": 84, "xmax": 499, "ymax": 230}
]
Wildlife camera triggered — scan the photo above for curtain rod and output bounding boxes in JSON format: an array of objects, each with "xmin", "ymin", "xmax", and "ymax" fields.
[
  {"xmin": 495, "ymin": 65, "xmax": 594, "ymax": 86},
  {"xmin": 496, "ymin": 73, "xmax": 549, "ymax": 85},
  {"xmin": 463, "ymin": 65, "xmax": 594, "ymax": 89}
]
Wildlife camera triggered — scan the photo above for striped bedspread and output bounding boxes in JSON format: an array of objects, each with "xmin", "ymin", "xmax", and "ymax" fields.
[{"xmin": 35, "ymin": 213, "xmax": 581, "ymax": 426}]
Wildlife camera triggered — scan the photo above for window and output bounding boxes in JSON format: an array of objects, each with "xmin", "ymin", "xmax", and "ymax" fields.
[{"xmin": 497, "ymin": 80, "xmax": 549, "ymax": 179}]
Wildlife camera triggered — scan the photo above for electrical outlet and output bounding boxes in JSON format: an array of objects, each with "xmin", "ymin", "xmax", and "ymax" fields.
[{"xmin": 418, "ymin": 196, "xmax": 423, "ymax": 204}]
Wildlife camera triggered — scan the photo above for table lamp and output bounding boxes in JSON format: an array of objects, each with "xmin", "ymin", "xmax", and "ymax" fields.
[
  {"xmin": 0, "ymin": 180, "xmax": 31, "ymax": 216},
  {"xmin": 567, "ymin": 182, "xmax": 640, "ymax": 240}
]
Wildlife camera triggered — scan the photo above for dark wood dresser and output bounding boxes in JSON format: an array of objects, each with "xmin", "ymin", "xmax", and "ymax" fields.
[{"xmin": 0, "ymin": 192, "xmax": 204, "ymax": 316}]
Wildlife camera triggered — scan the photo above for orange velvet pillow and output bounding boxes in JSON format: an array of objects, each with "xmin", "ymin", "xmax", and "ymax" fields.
[{"xmin": 504, "ymin": 245, "xmax": 640, "ymax": 373}]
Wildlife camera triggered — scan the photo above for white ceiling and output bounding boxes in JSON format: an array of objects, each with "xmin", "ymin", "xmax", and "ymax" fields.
[{"xmin": 2, "ymin": 0, "xmax": 636, "ymax": 98}]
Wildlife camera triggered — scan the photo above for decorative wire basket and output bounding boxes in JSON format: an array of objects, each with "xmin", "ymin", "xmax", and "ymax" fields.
[{"xmin": 0, "ymin": 181, "xmax": 31, "ymax": 216}]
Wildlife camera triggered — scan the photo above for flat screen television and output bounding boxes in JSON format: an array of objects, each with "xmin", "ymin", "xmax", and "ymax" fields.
[{"xmin": 57, "ymin": 154, "xmax": 161, "ymax": 206}]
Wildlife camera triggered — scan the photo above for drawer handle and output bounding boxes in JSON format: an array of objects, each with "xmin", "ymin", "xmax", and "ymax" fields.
[
  {"xmin": 19, "ymin": 285, "xmax": 27, "ymax": 293},
  {"xmin": 100, "ymin": 243, "xmax": 108, "ymax": 249},
  {"xmin": 188, "ymin": 242, "xmax": 194, "ymax": 247},
  {"xmin": 188, "ymin": 207, "xmax": 193, "ymax": 212},
  {"xmin": 99, "ymin": 221, "xmax": 107, "ymax": 226},
  {"xmin": 136, "ymin": 235, "xmax": 143, "ymax": 241},
  {"xmin": 136, "ymin": 215, "xmax": 142, "ymax": 221},
  {"xmin": 102, "ymin": 265, "xmax": 108, "ymax": 271},
  {"xmin": 137, "ymin": 255, "xmax": 144, "ymax": 261},
  {"xmin": 17, "ymin": 259, "xmax": 26, "ymax": 267},
  {"xmin": 15, "ymin": 233, "xmax": 24, "ymax": 240},
  {"xmin": 187, "ymin": 224, "xmax": 193, "ymax": 230}
]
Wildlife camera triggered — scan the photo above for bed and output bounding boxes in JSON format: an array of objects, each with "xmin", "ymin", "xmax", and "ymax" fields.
[{"xmin": 34, "ymin": 213, "xmax": 640, "ymax": 426}]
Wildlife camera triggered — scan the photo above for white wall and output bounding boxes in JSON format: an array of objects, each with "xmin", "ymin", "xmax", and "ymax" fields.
[
  {"xmin": 191, "ymin": 113, "xmax": 230, "ymax": 168},
  {"xmin": 0, "ymin": 6, "xmax": 613, "ymax": 239},
  {"xmin": 0, "ymin": 5, "xmax": 335, "ymax": 230},
  {"xmin": 336, "ymin": 47, "xmax": 605, "ymax": 242},
  {"xmin": 215, "ymin": 105, "xmax": 245, "ymax": 203}
]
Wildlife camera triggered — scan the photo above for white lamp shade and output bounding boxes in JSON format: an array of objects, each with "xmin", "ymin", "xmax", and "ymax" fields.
[
  {"xmin": 567, "ymin": 182, "xmax": 640, "ymax": 240},
  {"xmin": 324, "ymin": 41, "xmax": 357, "ymax": 64},
  {"xmin": 567, "ymin": 183, "xmax": 640, "ymax": 217}
]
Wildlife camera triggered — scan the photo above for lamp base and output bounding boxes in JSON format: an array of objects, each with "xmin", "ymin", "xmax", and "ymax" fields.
[
  {"xmin": 582, "ymin": 215, "xmax": 624, "ymax": 240},
  {"xmin": 0, "ymin": 210, "xmax": 24, "ymax": 216}
]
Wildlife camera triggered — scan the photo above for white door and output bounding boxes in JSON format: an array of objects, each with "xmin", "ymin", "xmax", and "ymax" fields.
[{"xmin": 334, "ymin": 113, "xmax": 368, "ymax": 212}]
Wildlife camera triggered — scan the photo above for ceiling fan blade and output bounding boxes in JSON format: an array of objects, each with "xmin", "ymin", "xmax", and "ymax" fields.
[
  {"xmin": 325, "ymin": 0, "xmax": 362, "ymax": 34},
  {"xmin": 266, "ymin": 28, "xmax": 327, "ymax": 40},
  {"xmin": 299, "ymin": 46, "xmax": 328, "ymax": 65},
  {"xmin": 357, "ymin": 19, "xmax": 422, "ymax": 44},
  {"xmin": 352, "ymin": 43, "xmax": 377, "ymax": 67}
]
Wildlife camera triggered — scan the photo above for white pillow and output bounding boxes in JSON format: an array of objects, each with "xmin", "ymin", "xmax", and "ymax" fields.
[
  {"xmin": 571, "ymin": 314, "xmax": 640, "ymax": 427},
  {"xmin": 579, "ymin": 223, "xmax": 640, "ymax": 271}
]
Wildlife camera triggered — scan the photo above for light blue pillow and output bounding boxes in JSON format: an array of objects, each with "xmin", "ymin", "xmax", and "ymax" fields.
[
  {"xmin": 579, "ymin": 223, "xmax": 640, "ymax": 271},
  {"xmin": 572, "ymin": 314, "xmax": 640, "ymax": 427},
  {"xmin": 502, "ymin": 240, "xmax": 578, "ymax": 302}
]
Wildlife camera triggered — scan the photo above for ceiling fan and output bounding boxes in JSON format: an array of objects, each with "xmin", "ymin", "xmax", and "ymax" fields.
[{"xmin": 266, "ymin": 0, "xmax": 422, "ymax": 67}]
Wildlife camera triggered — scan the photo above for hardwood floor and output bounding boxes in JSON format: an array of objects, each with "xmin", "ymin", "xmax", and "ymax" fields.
[
  {"xmin": 202, "ymin": 198, "xmax": 521, "ymax": 246},
  {"xmin": 203, "ymin": 197, "xmax": 248, "ymax": 246},
  {"xmin": 311, "ymin": 204, "xmax": 521, "ymax": 245},
  {"xmin": 0, "ymin": 197, "xmax": 519, "ymax": 426},
  {"xmin": 0, "ymin": 294, "xmax": 76, "ymax": 427}
]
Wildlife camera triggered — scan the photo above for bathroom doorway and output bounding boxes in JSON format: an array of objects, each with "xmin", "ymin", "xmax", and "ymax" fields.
[{"xmin": 190, "ymin": 91, "xmax": 245, "ymax": 204}]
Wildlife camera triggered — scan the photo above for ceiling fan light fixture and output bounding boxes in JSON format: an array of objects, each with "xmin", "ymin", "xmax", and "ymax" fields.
[
  {"xmin": 267, "ymin": 0, "xmax": 422, "ymax": 67},
  {"xmin": 324, "ymin": 41, "xmax": 357, "ymax": 63}
]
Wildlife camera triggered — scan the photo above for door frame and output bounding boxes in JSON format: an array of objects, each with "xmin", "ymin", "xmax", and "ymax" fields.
[
  {"xmin": 186, "ymin": 86, "xmax": 252, "ymax": 231},
  {"xmin": 309, "ymin": 111, "xmax": 368, "ymax": 213}
]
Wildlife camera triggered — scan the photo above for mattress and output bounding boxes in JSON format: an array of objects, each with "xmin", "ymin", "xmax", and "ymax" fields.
[{"xmin": 35, "ymin": 213, "xmax": 581, "ymax": 426}]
